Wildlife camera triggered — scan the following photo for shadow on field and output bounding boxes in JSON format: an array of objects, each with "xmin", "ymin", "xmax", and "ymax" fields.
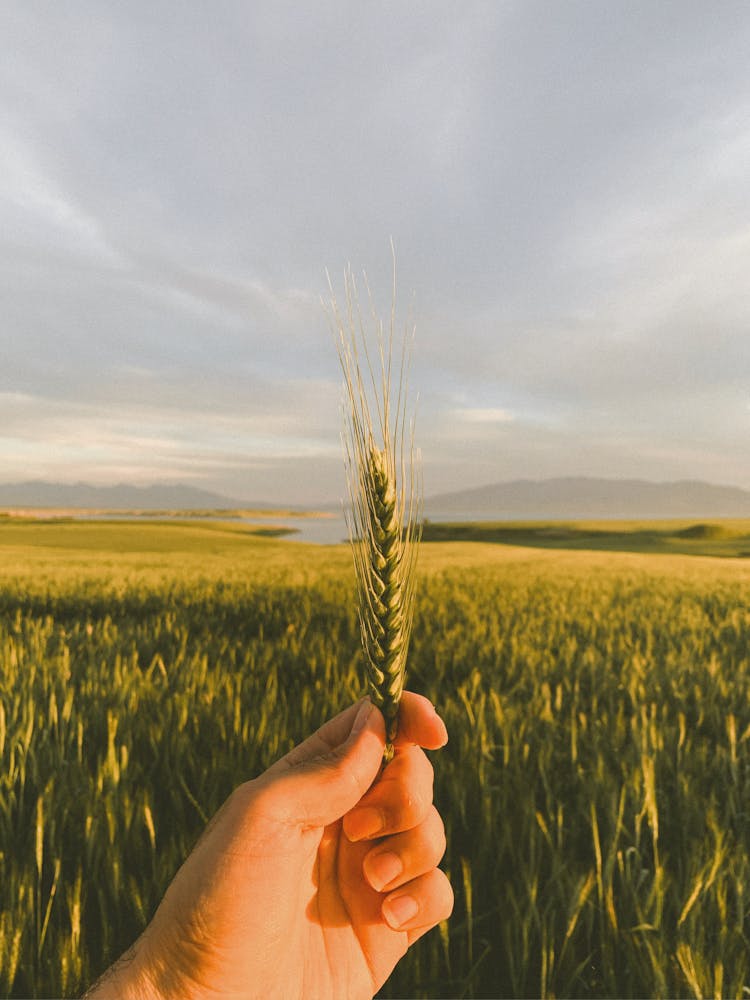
[{"xmin": 420, "ymin": 519, "xmax": 750, "ymax": 559}]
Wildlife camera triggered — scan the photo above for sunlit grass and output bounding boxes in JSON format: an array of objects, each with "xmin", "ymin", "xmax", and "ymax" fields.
[
  {"xmin": 422, "ymin": 517, "xmax": 750, "ymax": 559},
  {"xmin": 1, "ymin": 523, "xmax": 749, "ymax": 997}
]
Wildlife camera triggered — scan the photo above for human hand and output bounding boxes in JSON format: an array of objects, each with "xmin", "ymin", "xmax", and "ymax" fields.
[{"xmin": 88, "ymin": 692, "xmax": 452, "ymax": 1000}]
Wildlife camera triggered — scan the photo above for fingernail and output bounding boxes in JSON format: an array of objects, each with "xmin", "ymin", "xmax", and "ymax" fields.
[
  {"xmin": 351, "ymin": 700, "xmax": 374, "ymax": 736},
  {"xmin": 364, "ymin": 851, "xmax": 403, "ymax": 892},
  {"xmin": 344, "ymin": 806, "xmax": 384, "ymax": 842},
  {"xmin": 383, "ymin": 893, "xmax": 419, "ymax": 929}
]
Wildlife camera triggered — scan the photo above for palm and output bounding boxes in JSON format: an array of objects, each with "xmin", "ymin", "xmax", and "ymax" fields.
[
  {"xmin": 297, "ymin": 821, "xmax": 408, "ymax": 999},
  {"xmin": 148, "ymin": 799, "xmax": 406, "ymax": 1000},
  {"xmin": 101, "ymin": 696, "xmax": 452, "ymax": 1000}
]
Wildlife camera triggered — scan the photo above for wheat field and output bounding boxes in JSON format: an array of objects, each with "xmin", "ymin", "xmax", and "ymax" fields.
[{"xmin": 1, "ymin": 520, "xmax": 750, "ymax": 997}]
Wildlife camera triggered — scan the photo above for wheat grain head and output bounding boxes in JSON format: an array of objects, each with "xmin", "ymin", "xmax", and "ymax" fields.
[{"xmin": 326, "ymin": 257, "xmax": 421, "ymax": 761}]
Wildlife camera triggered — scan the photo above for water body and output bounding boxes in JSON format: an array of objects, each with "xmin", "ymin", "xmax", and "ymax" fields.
[
  {"xmin": 45, "ymin": 510, "xmax": 508, "ymax": 546},
  {"xmin": 252, "ymin": 515, "xmax": 349, "ymax": 546},
  {"xmin": 278, "ymin": 510, "xmax": 499, "ymax": 544},
  {"xmin": 69, "ymin": 510, "xmax": 351, "ymax": 546}
]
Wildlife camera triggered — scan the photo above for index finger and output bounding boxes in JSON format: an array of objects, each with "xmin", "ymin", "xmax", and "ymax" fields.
[{"xmin": 393, "ymin": 691, "xmax": 448, "ymax": 751}]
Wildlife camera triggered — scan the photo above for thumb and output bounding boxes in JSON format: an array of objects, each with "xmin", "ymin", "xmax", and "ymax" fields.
[{"xmin": 267, "ymin": 700, "xmax": 386, "ymax": 829}]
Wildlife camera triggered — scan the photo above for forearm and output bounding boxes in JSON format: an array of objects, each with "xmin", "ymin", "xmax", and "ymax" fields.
[{"xmin": 84, "ymin": 938, "xmax": 160, "ymax": 1000}]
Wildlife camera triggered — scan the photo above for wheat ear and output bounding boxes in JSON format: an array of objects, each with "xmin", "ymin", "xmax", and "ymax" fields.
[{"xmin": 326, "ymin": 260, "xmax": 421, "ymax": 762}]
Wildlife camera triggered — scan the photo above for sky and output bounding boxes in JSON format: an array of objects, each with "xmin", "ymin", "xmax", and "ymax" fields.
[{"xmin": 2, "ymin": 1, "xmax": 750, "ymax": 505}]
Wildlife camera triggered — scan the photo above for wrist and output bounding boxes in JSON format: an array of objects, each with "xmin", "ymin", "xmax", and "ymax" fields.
[{"xmin": 85, "ymin": 933, "xmax": 164, "ymax": 1000}]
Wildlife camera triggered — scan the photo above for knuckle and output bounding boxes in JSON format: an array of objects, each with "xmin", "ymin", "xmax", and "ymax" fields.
[
  {"xmin": 429, "ymin": 867, "xmax": 454, "ymax": 917},
  {"xmin": 413, "ymin": 747, "xmax": 435, "ymax": 787},
  {"xmin": 440, "ymin": 876, "xmax": 455, "ymax": 919},
  {"xmin": 428, "ymin": 807, "xmax": 447, "ymax": 858},
  {"xmin": 374, "ymin": 747, "xmax": 438, "ymax": 832},
  {"xmin": 398, "ymin": 748, "xmax": 434, "ymax": 800},
  {"xmin": 399, "ymin": 783, "xmax": 431, "ymax": 825}
]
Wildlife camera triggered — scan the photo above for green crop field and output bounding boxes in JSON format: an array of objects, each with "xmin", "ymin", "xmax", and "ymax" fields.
[
  {"xmin": 1, "ymin": 519, "xmax": 750, "ymax": 998},
  {"xmin": 422, "ymin": 518, "xmax": 750, "ymax": 559}
]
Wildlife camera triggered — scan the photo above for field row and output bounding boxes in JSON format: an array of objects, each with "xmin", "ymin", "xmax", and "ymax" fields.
[{"xmin": 1, "ymin": 529, "xmax": 750, "ymax": 996}]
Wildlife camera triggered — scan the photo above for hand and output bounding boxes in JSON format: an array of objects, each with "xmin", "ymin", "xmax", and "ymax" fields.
[{"xmin": 88, "ymin": 692, "xmax": 453, "ymax": 1000}]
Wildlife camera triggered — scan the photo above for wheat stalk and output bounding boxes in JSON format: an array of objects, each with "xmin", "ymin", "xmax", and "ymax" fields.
[{"xmin": 326, "ymin": 257, "xmax": 421, "ymax": 761}]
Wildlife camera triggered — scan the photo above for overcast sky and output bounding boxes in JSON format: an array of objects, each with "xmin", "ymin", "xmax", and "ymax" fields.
[{"xmin": 2, "ymin": 1, "xmax": 749, "ymax": 504}]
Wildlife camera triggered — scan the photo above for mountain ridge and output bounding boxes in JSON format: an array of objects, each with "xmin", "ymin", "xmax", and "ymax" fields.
[
  {"xmin": 2, "ymin": 476, "xmax": 750, "ymax": 519},
  {"xmin": 424, "ymin": 476, "xmax": 750, "ymax": 519},
  {"xmin": 0, "ymin": 480, "xmax": 261, "ymax": 510}
]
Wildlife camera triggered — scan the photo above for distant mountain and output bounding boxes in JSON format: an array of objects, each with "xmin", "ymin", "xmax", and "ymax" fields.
[
  {"xmin": 5, "ymin": 476, "xmax": 750, "ymax": 520},
  {"xmin": 424, "ymin": 477, "xmax": 750, "ymax": 520},
  {"xmin": 0, "ymin": 480, "xmax": 254, "ymax": 510}
]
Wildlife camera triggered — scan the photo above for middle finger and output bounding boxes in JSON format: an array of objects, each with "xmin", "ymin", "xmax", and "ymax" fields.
[
  {"xmin": 343, "ymin": 745, "xmax": 434, "ymax": 842},
  {"xmin": 362, "ymin": 805, "xmax": 447, "ymax": 893}
]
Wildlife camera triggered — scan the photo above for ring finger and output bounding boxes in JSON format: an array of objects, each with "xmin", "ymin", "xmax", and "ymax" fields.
[{"xmin": 362, "ymin": 805, "xmax": 446, "ymax": 894}]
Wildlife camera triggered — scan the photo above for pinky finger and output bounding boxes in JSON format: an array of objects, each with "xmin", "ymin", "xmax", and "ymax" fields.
[{"xmin": 381, "ymin": 868, "xmax": 454, "ymax": 939}]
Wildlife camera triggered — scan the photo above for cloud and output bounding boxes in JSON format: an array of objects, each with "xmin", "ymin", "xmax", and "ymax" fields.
[
  {"xmin": 453, "ymin": 407, "xmax": 514, "ymax": 424},
  {"xmin": 1, "ymin": 2, "xmax": 750, "ymax": 499},
  {"xmin": 0, "ymin": 127, "xmax": 119, "ymax": 265},
  {"xmin": 0, "ymin": 373, "xmax": 343, "ymax": 500}
]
